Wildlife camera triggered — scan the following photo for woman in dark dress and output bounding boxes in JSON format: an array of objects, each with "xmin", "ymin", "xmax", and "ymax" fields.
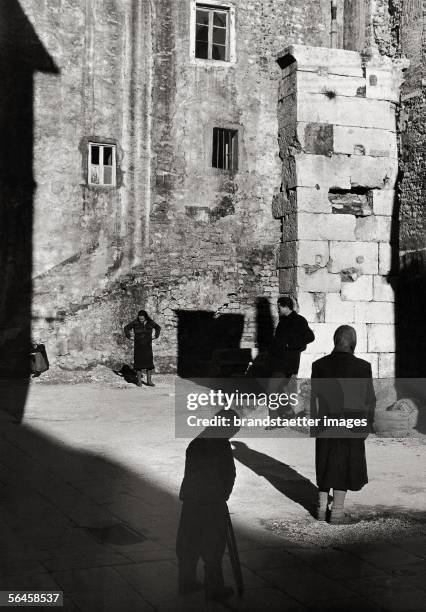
[{"xmin": 124, "ymin": 310, "xmax": 161, "ymax": 387}]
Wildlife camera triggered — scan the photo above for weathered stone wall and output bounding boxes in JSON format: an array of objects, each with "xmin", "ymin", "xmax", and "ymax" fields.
[
  {"xmin": 276, "ymin": 45, "xmax": 405, "ymax": 377},
  {"xmin": 25, "ymin": 0, "xmax": 337, "ymax": 371}
]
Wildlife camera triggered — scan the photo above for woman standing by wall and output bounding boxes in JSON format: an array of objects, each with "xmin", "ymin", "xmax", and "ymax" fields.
[{"xmin": 124, "ymin": 310, "xmax": 161, "ymax": 387}]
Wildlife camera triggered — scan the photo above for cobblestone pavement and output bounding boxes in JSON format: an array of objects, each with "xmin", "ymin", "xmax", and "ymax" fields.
[{"xmin": 0, "ymin": 377, "xmax": 425, "ymax": 611}]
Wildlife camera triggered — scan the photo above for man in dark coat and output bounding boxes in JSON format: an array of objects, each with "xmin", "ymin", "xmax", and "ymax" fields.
[
  {"xmin": 266, "ymin": 296, "xmax": 315, "ymax": 422},
  {"xmin": 310, "ymin": 325, "xmax": 376, "ymax": 524},
  {"xmin": 176, "ymin": 412, "xmax": 239, "ymax": 601},
  {"xmin": 269, "ymin": 296, "xmax": 315, "ymax": 377}
]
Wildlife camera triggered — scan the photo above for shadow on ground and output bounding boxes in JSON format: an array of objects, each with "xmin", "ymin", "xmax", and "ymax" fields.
[
  {"xmin": 232, "ymin": 441, "xmax": 318, "ymax": 518},
  {"xmin": 1, "ymin": 382, "xmax": 426, "ymax": 612}
]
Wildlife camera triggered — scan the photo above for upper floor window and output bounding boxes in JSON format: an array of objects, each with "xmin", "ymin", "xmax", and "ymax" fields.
[
  {"xmin": 88, "ymin": 143, "xmax": 116, "ymax": 186},
  {"xmin": 196, "ymin": 5, "xmax": 229, "ymax": 61},
  {"xmin": 190, "ymin": 2, "xmax": 236, "ymax": 63}
]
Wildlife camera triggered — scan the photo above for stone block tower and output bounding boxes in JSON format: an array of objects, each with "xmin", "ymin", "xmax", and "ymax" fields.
[{"xmin": 274, "ymin": 45, "xmax": 406, "ymax": 377}]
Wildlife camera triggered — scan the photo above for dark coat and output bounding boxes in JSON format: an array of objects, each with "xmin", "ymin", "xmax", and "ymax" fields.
[
  {"xmin": 124, "ymin": 319, "xmax": 161, "ymax": 370},
  {"xmin": 176, "ymin": 437, "xmax": 236, "ymax": 591},
  {"xmin": 311, "ymin": 351, "xmax": 376, "ymax": 491},
  {"xmin": 179, "ymin": 438, "xmax": 236, "ymax": 503},
  {"xmin": 269, "ymin": 311, "xmax": 315, "ymax": 375}
]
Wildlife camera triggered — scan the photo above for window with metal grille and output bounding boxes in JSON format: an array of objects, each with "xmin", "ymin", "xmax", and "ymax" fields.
[
  {"xmin": 212, "ymin": 128, "xmax": 238, "ymax": 171},
  {"xmin": 88, "ymin": 143, "xmax": 116, "ymax": 186},
  {"xmin": 195, "ymin": 4, "xmax": 229, "ymax": 61}
]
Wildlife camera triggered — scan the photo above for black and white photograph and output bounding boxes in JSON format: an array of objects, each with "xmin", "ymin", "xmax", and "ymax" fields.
[{"xmin": 0, "ymin": 0, "xmax": 425, "ymax": 610}]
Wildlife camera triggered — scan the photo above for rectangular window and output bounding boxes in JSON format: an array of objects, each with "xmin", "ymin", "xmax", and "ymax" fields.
[
  {"xmin": 88, "ymin": 143, "xmax": 116, "ymax": 186},
  {"xmin": 212, "ymin": 128, "xmax": 238, "ymax": 171},
  {"xmin": 195, "ymin": 4, "xmax": 229, "ymax": 61}
]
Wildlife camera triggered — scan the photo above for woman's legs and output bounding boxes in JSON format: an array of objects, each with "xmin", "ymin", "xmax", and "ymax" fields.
[
  {"xmin": 146, "ymin": 369, "xmax": 155, "ymax": 386},
  {"xmin": 330, "ymin": 489, "xmax": 347, "ymax": 524},
  {"xmin": 136, "ymin": 370, "xmax": 143, "ymax": 387},
  {"xmin": 317, "ymin": 489, "xmax": 329, "ymax": 521}
]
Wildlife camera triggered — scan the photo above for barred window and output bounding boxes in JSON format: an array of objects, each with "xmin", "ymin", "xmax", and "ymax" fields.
[
  {"xmin": 195, "ymin": 4, "xmax": 230, "ymax": 61},
  {"xmin": 212, "ymin": 128, "xmax": 238, "ymax": 171},
  {"xmin": 88, "ymin": 143, "xmax": 116, "ymax": 186}
]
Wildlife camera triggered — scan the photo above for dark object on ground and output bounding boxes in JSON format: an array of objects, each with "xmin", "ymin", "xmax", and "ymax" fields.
[
  {"xmin": 225, "ymin": 510, "xmax": 244, "ymax": 597},
  {"xmin": 30, "ymin": 344, "xmax": 49, "ymax": 377},
  {"xmin": 114, "ymin": 364, "xmax": 138, "ymax": 385}
]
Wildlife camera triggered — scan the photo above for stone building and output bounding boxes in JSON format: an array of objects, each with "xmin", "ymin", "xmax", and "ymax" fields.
[{"xmin": 1, "ymin": 0, "xmax": 424, "ymax": 377}]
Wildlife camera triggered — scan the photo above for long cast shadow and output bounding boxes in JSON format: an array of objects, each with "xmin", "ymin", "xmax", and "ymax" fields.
[
  {"xmin": 232, "ymin": 441, "xmax": 318, "ymax": 518},
  {"xmin": 0, "ymin": 0, "xmax": 58, "ymax": 422}
]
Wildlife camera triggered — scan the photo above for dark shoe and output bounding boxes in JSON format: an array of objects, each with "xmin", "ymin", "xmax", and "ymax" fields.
[
  {"xmin": 146, "ymin": 381, "xmax": 155, "ymax": 387},
  {"xmin": 178, "ymin": 581, "xmax": 203, "ymax": 596},
  {"xmin": 206, "ymin": 586, "xmax": 234, "ymax": 602}
]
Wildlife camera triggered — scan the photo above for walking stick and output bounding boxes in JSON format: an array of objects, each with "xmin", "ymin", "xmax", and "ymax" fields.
[{"xmin": 225, "ymin": 510, "xmax": 244, "ymax": 597}]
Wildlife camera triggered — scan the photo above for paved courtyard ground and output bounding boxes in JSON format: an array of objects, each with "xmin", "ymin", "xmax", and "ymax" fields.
[{"xmin": 0, "ymin": 374, "xmax": 425, "ymax": 611}]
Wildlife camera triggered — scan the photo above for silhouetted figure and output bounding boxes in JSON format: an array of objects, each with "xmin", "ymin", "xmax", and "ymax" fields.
[
  {"xmin": 124, "ymin": 310, "xmax": 160, "ymax": 387},
  {"xmin": 255, "ymin": 297, "xmax": 274, "ymax": 352},
  {"xmin": 270, "ymin": 296, "xmax": 315, "ymax": 377},
  {"xmin": 266, "ymin": 296, "xmax": 315, "ymax": 423},
  {"xmin": 311, "ymin": 325, "xmax": 376, "ymax": 524},
  {"xmin": 176, "ymin": 412, "xmax": 239, "ymax": 601}
]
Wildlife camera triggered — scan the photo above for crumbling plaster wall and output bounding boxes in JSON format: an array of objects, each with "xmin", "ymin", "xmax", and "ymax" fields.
[
  {"xmin": 26, "ymin": 0, "xmax": 152, "ymax": 352},
  {"xmin": 28, "ymin": 0, "xmax": 335, "ymax": 371}
]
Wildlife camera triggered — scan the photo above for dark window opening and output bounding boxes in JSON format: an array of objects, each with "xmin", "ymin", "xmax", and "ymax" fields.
[
  {"xmin": 88, "ymin": 142, "xmax": 116, "ymax": 186},
  {"xmin": 212, "ymin": 128, "xmax": 238, "ymax": 171},
  {"xmin": 196, "ymin": 4, "xmax": 229, "ymax": 61}
]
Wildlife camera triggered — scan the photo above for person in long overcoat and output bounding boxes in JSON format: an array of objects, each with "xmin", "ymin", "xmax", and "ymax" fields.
[
  {"xmin": 266, "ymin": 296, "xmax": 315, "ymax": 422},
  {"xmin": 124, "ymin": 310, "xmax": 161, "ymax": 387},
  {"xmin": 269, "ymin": 296, "xmax": 315, "ymax": 377},
  {"xmin": 310, "ymin": 325, "xmax": 376, "ymax": 524},
  {"xmin": 176, "ymin": 411, "xmax": 239, "ymax": 601}
]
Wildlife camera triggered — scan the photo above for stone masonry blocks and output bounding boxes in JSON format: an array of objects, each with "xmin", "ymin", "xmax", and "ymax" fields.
[
  {"xmin": 378, "ymin": 353, "xmax": 396, "ymax": 378},
  {"xmin": 378, "ymin": 243, "xmax": 394, "ymax": 274},
  {"xmin": 373, "ymin": 275, "xmax": 395, "ymax": 302},
  {"xmin": 297, "ymin": 94, "xmax": 396, "ymax": 131},
  {"xmin": 276, "ymin": 45, "xmax": 402, "ymax": 377},
  {"xmin": 329, "ymin": 241, "xmax": 378, "ymax": 274},
  {"xmin": 333, "ymin": 126, "xmax": 397, "ymax": 158},
  {"xmin": 294, "ymin": 187, "xmax": 331, "ymax": 214},
  {"xmin": 307, "ymin": 322, "xmax": 368, "ymax": 354},
  {"xmin": 354, "ymin": 301, "xmax": 394, "ymax": 324},
  {"xmin": 341, "ymin": 275, "xmax": 373, "ymax": 301},
  {"xmin": 277, "ymin": 241, "xmax": 330, "ymax": 269},
  {"xmin": 367, "ymin": 324, "xmax": 396, "ymax": 352},
  {"xmin": 325, "ymin": 293, "xmax": 356, "ymax": 323},
  {"xmin": 355, "ymin": 216, "xmax": 393, "ymax": 242},
  {"xmin": 298, "ymin": 213, "xmax": 356, "ymax": 241},
  {"xmin": 372, "ymin": 189, "xmax": 396, "ymax": 216},
  {"xmin": 287, "ymin": 154, "xmax": 398, "ymax": 191}
]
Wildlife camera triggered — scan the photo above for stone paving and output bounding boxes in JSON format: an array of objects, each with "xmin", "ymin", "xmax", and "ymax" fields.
[{"xmin": 0, "ymin": 378, "xmax": 425, "ymax": 611}]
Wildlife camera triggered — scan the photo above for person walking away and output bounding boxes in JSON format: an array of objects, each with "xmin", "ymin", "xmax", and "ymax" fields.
[
  {"xmin": 124, "ymin": 310, "xmax": 161, "ymax": 387},
  {"xmin": 310, "ymin": 325, "xmax": 376, "ymax": 524}
]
